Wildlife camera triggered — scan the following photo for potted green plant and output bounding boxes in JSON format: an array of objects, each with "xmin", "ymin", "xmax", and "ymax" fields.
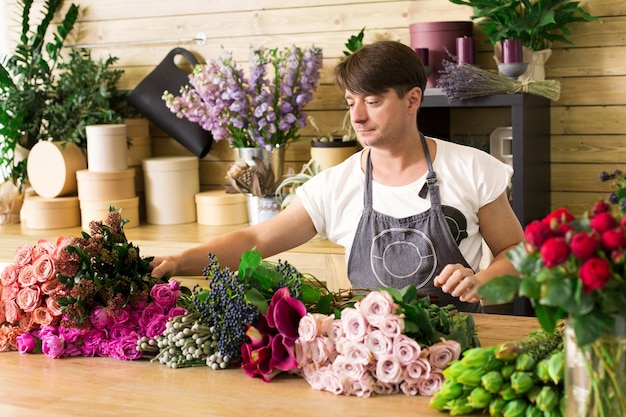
[
  {"xmin": 448, "ymin": 0, "xmax": 598, "ymax": 80},
  {"xmin": 0, "ymin": 0, "xmax": 79, "ymax": 191}
]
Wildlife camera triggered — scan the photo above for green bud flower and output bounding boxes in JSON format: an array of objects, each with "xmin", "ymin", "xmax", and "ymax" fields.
[
  {"xmin": 524, "ymin": 405, "xmax": 543, "ymax": 417},
  {"xmin": 546, "ymin": 350, "xmax": 565, "ymax": 384},
  {"xmin": 510, "ymin": 371, "xmax": 535, "ymax": 394},
  {"xmin": 501, "ymin": 363, "xmax": 516, "ymax": 379},
  {"xmin": 499, "ymin": 382, "xmax": 519, "ymax": 401},
  {"xmin": 481, "ymin": 370, "xmax": 504, "ymax": 393},
  {"xmin": 467, "ymin": 386, "xmax": 492, "ymax": 410},
  {"xmin": 457, "ymin": 368, "xmax": 483, "ymax": 387},
  {"xmin": 526, "ymin": 385, "xmax": 542, "ymax": 404},
  {"xmin": 429, "ymin": 392, "xmax": 451, "ymax": 411},
  {"xmin": 448, "ymin": 398, "xmax": 475, "ymax": 416},
  {"xmin": 489, "ymin": 397, "xmax": 507, "ymax": 417},
  {"xmin": 535, "ymin": 386, "xmax": 559, "ymax": 412},
  {"xmin": 515, "ymin": 352, "xmax": 536, "ymax": 371},
  {"xmin": 502, "ymin": 398, "xmax": 529, "ymax": 417},
  {"xmin": 443, "ymin": 360, "xmax": 467, "ymax": 379},
  {"xmin": 437, "ymin": 379, "xmax": 464, "ymax": 400},
  {"xmin": 461, "ymin": 346, "xmax": 496, "ymax": 368},
  {"xmin": 535, "ymin": 358, "xmax": 552, "ymax": 383}
]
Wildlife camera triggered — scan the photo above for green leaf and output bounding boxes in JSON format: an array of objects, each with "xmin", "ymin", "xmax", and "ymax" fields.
[
  {"xmin": 477, "ymin": 275, "xmax": 521, "ymax": 304},
  {"xmin": 315, "ymin": 293, "xmax": 333, "ymax": 315},
  {"xmin": 244, "ymin": 287, "xmax": 269, "ymax": 314},
  {"xmin": 380, "ymin": 286, "xmax": 403, "ymax": 302},
  {"xmin": 398, "ymin": 284, "xmax": 418, "ymax": 304},
  {"xmin": 572, "ymin": 311, "xmax": 614, "ymax": 347},
  {"xmin": 534, "ymin": 304, "xmax": 562, "ymax": 334},
  {"xmin": 300, "ymin": 284, "xmax": 321, "ymax": 305},
  {"xmin": 539, "ymin": 276, "xmax": 571, "ymax": 307},
  {"xmin": 238, "ymin": 249, "xmax": 263, "ymax": 279}
]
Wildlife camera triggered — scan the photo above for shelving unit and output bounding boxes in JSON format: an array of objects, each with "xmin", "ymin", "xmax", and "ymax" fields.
[{"xmin": 418, "ymin": 92, "xmax": 551, "ymax": 227}]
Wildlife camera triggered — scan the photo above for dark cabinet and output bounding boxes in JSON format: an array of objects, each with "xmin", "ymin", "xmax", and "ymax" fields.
[{"xmin": 418, "ymin": 93, "xmax": 551, "ymax": 227}]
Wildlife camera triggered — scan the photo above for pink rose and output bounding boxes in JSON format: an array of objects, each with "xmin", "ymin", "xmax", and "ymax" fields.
[
  {"xmin": 146, "ymin": 314, "xmax": 168, "ymax": 338},
  {"xmin": 109, "ymin": 333, "xmax": 142, "ymax": 360},
  {"xmin": 13, "ymin": 244, "xmax": 33, "ymax": 267},
  {"xmin": 378, "ymin": 314, "xmax": 404, "ymax": 338},
  {"xmin": 0, "ymin": 264, "xmax": 19, "ymax": 286},
  {"xmin": 539, "ymin": 237, "xmax": 570, "ymax": 268},
  {"xmin": 340, "ymin": 308, "xmax": 368, "ymax": 342},
  {"xmin": 4, "ymin": 300, "xmax": 22, "ymax": 324},
  {"xmin": 41, "ymin": 333, "xmax": 65, "ymax": 358},
  {"xmin": 16, "ymin": 286, "xmax": 41, "ymax": 312},
  {"xmin": 138, "ymin": 302, "xmax": 165, "ymax": 329},
  {"xmin": 403, "ymin": 357, "xmax": 431, "ymax": 382},
  {"xmin": 16, "ymin": 332, "xmax": 37, "ymax": 354},
  {"xmin": 309, "ymin": 336, "xmax": 335, "ymax": 365},
  {"xmin": 80, "ymin": 328, "xmax": 108, "ymax": 357},
  {"xmin": 579, "ymin": 257, "xmax": 611, "ymax": 293},
  {"xmin": 90, "ymin": 306, "xmax": 113, "ymax": 329},
  {"xmin": 149, "ymin": 282, "xmax": 180, "ymax": 310},
  {"xmin": 341, "ymin": 340, "xmax": 372, "ymax": 365},
  {"xmin": 400, "ymin": 380, "xmax": 420, "ymax": 396},
  {"xmin": 111, "ymin": 307, "xmax": 131, "ymax": 324},
  {"xmin": 375, "ymin": 355, "xmax": 403, "ymax": 384},
  {"xmin": 33, "ymin": 239, "xmax": 56, "ymax": 259},
  {"xmin": 17, "ymin": 265, "xmax": 37, "ymax": 287},
  {"xmin": 18, "ymin": 312, "xmax": 34, "ymax": 332},
  {"xmin": 167, "ymin": 306, "xmax": 187, "ymax": 318},
  {"xmin": 294, "ymin": 339, "xmax": 310, "ymax": 367},
  {"xmin": 427, "ymin": 339, "xmax": 462, "ymax": 370},
  {"xmin": 32, "ymin": 253, "xmax": 56, "ymax": 283},
  {"xmin": 355, "ymin": 290, "xmax": 397, "ymax": 327},
  {"xmin": 319, "ymin": 367, "xmax": 344, "ymax": 395},
  {"xmin": 1, "ymin": 282, "xmax": 19, "ymax": 302},
  {"xmin": 32, "ymin": 306, "xmax": 54, "ymax": 326},
  {"xmin": 392, "ymin": 334, "xmax": 422, "ymax": 365},
  {"xmin": 374, "ymin": 380, "xmax": 398, "ymax": 395},
  {"xmin": 331, "ymin": 355, "xmax": 367, "ymax": 380},
  {"xmin": 45, "ymin": 297, "xmax": 64, "ymax": 316},
  {"xmin": 345, "ymin": 374, "xmax": 375, "ymax": 398},
  {"xmin": 326, "ymin": 320, "xmax": 344, "ymax": 342},
  {"xmin": 40, "ymin": 279, "xmax": 64, "ymax": 295},
  {"xmin": 364, "ymin": 329, "xmax": 393, "ymax": 358},
  {"xmin": 53, "ymin": 236, "xmax": 75, "ymax": 260},
  {"xmin": 418, "ymin": 369, "xmax": 445, "ymax": 396},
  {"xmin": 109, "ymin": 323, "xmax": 134, "ymax": 340},
  {"xmin": 298, "ymin": 313, "xmax": 334, "ymax": 342}
]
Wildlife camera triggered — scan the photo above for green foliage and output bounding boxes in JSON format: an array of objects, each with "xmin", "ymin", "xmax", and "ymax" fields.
[
  {"xmin": 343, "ymin": 27, "xmax": 365, "ymax": 56},
  {"xmin": 0, "ymin": 0, "xmax": 79, "ymax": 188},
  {"xmin": 448, "ymin": 0, "xmax": 598, "ymax": 51},
  {"xmin": 43, "ymin": 48, "xmax": 133, "ymax": 147}
]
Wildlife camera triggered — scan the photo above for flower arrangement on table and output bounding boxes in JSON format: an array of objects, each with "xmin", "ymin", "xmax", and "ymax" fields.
[
  {"xmin": 478, "ymin": 169, "xmax": 626, "ymax": 416},
  {"xmin": 0, "ymin": 207, "xmax": 186, "ymax": 358},
  {"xmin": 162, "ymin": 45, "xmax": 323, "ymax": 150},
  {"xmin": 0, "ymin": 208, "xmax": 481, "ymax": 399}
]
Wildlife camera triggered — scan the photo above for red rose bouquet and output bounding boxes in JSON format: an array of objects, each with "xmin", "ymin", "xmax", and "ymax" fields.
[{"xmin": 478, "ymin": 198, "xmax": 626, "ymax": 416}]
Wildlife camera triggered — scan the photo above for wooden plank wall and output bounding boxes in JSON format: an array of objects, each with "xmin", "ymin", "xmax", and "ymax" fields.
[{"xmin": 3, "ymin": 0, "xmax": 625, "ymax": 217}]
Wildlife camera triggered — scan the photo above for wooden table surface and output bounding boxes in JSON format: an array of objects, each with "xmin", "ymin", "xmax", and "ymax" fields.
[{"xmin": 0, "ymin": 314, "xmax": 540, "ymax": 417}]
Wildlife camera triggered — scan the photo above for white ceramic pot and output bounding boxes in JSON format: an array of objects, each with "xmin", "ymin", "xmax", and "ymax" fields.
[{"xmin": 246, "ymin": 194, "xmax": 280, "ymax": 225}]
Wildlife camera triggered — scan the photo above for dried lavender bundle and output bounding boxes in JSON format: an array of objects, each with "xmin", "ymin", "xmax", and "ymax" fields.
[{"xmin": 436, "ymin": 60, "xmax": 560, "ymax": 102}]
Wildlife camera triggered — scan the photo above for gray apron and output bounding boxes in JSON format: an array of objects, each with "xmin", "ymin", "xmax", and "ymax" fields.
[{"xmin": 347, "ymin": 133, "xmax": 483, "ymax": 313}]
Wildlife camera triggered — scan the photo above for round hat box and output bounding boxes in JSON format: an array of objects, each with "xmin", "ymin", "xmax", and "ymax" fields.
[
  {"xmin": 86, "ymin": 124, "xmax": 128, "ymax": 172},
  {"xmin": 76, "ymin": 168, "xmax": 136, "ymax": 202},
  {"xmin": 27, "ymin": 141, "xmax": 87, "ymax": 199},
  {"xmin": 195, "ymin": 190, "xmax": 248, "ymax": 226},
  {"xmin": 22, "ymin": 195, "xmax": 80, "ymax": 229}
]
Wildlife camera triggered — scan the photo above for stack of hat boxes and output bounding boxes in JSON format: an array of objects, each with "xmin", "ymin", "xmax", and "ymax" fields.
[{"xmin": 21, "ymin": 120, "xmax": 152, "ymax": 230}]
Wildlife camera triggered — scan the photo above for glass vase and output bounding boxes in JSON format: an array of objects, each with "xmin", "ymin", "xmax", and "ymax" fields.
[{"xmin": 565, "ymin": 317, "xmax": 626, "ymax": 417}]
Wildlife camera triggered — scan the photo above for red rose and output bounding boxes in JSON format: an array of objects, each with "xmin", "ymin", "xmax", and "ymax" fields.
[
  {"xmin": 543, "ymin": 208, "xmax": 575, "ymax": 225},
  {"xmin": 570, "ymin": 232, "xmax": 598, "ymax": 259},
  {"xmin": 524, "ymin": 220, "xmax": 552, "ymax": 249},
  {"xmin": 578, "ymin": 257, "xmax": 611, "ymax": 293},
  {"xmin": 592, "ymin": 200, "xmax": 610, "ymax": 214},
  {"xmin": 540, "ymin": 237, "xmax": 570, "ymax": 268},
  {"xmin": 600, "ymin": 228, "xmax": 626, "ymax": 252},
  {"xmin": 590, "ymin": 212, "xmax": 618, "ymax": 234}
]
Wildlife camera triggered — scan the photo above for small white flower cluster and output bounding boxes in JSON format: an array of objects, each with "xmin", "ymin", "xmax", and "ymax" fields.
[{"xmin": 295, "ymin": 290, "xmax": 461, "ymax": 397}]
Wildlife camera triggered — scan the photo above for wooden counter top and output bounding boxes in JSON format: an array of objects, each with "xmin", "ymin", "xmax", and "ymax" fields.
[{"xmin": 0, "ymin": 313, "xmax": 540, "ymax": 417}]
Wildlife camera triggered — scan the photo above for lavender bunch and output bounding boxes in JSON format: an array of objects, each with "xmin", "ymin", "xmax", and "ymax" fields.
[
  {"xmin": 436, "ymin": 60, "xmax": 560, "ymax": 102},
  {"xmin": 163, "ymin": 45, "xmax": 323, "ymax": 149}
]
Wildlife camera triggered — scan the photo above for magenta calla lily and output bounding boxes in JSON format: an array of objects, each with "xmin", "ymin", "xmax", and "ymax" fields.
[
  {"xmin": 272, "ymin": 294, "xmax": 307, "ymax": 343},
  {"xmin": 270, "ymin": 333, "xmax": 298, "ymax": 371}
]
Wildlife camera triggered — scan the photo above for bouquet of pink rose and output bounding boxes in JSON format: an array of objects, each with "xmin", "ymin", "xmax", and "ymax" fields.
[
  {"xmin": 0, "ymin": 207, "xmax": 190, "ymax": 359},
  {"xmin": 240, "ymin": 284, "xmax": 479, "ymax": 397}
]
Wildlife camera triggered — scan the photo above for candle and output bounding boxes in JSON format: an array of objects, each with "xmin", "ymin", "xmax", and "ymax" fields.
[
  {"xmin": 456, "ymin": 36, "xmax": 476, "ymax": 65},
  {"xmin": 414, "ymin": 47, "xmax": 429, "ymax": 66},
  {"xmin": 502, "ymin": 39, "xmax": 523, "ymax": 63}
]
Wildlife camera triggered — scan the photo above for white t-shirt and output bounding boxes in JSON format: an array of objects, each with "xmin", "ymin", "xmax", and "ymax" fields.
[{"xmin": 297, "ymin": 137, "xmax": 513, "ymax": 271}]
